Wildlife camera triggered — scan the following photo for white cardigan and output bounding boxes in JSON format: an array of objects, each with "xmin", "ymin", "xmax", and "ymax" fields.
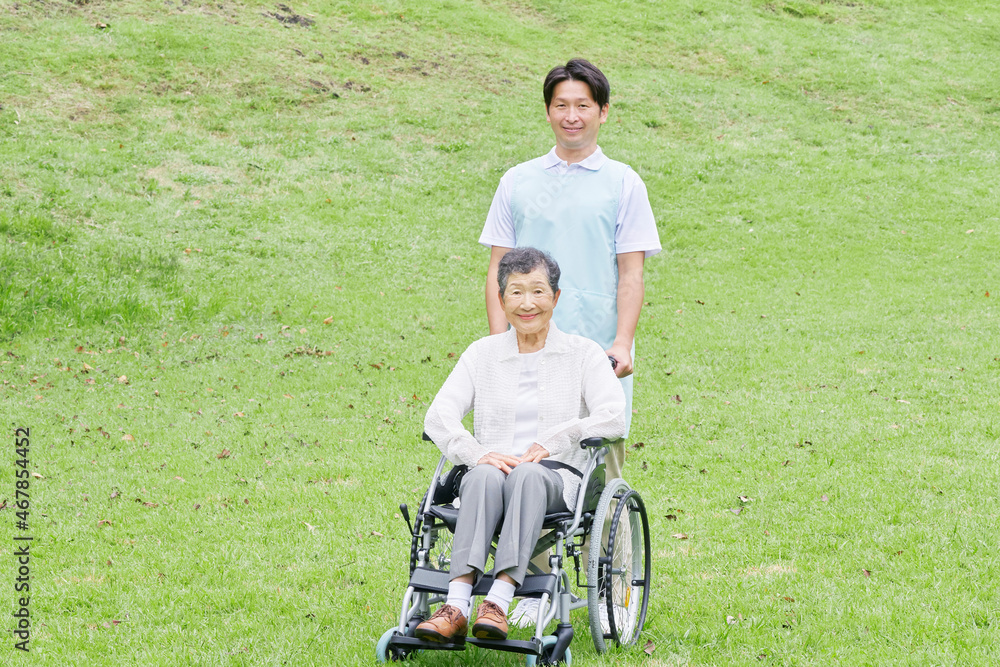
[{"xmin": 424, "ymin": 323, "xmax": 627, "ymax": 508}]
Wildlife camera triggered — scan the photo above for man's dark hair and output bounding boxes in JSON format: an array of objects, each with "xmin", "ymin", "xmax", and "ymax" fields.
[
  {"xmin": 497, "ymin": 247, "xmax": 561, "ymax": 296},
  {"xmin": 543, "ymin": 58, "xmax": 610, "ymax": 110}
]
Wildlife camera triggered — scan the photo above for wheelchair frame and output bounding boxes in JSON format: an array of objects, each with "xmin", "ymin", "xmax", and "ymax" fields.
[{"xmin": 376, "ymin": 436, "xmax": 650, "ymax": 665}]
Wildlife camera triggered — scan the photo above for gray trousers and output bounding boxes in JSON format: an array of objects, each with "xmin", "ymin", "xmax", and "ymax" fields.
[{"xmin": 449, "ymin": 462, "xmax": 568, "ymax": 586}]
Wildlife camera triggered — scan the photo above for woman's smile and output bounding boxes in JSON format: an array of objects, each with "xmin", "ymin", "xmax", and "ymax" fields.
[{"xmin": 501, "ymin": 268, "xmax": 561, "ymax": 351}]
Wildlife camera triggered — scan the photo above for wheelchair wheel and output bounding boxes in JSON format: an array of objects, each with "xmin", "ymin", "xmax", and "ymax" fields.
[
  {"xmin": 525, "ymin": 635, "xmax": 572, "ymax": 666},
  {"xmin": 587, "ymin": 479, "xmax": 651, "ymax": 652}
]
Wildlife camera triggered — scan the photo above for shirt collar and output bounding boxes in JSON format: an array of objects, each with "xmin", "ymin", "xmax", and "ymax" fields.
[
  {"xmin": 541, "ymin": 146, "xmax": 607, "ymax": 171},
  {"xmin": 498, "ymin": 321, "xmax": 571, "ymax": 361}
]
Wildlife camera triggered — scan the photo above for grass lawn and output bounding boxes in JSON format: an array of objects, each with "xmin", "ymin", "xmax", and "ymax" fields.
[{"xmin": 1, "ymin": 0, "xmax": 999, "ymax": 664}]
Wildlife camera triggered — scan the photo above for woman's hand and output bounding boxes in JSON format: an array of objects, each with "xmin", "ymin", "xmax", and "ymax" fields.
[
  {"xmin": 516, "ymin": 443, "xmax": 550, "ymax": 464},
  {"xmin": 477, "ymin": 452, "xmax": 521, "ymax": 474}
]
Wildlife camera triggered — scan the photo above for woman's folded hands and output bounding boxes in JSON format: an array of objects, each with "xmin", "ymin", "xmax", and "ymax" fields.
[{"xmin": 477, "ymin": 443, "xmax": 550, "ymax": 474}]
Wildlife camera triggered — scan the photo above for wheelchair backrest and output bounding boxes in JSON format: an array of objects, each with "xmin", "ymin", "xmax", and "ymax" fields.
[{"xmin": 431, "ymin": 464, "xmax": 467, "ymax": 506}]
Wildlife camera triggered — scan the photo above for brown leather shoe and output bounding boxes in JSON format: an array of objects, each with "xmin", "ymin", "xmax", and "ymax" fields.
[
  {"xmin": 414, "ymin": 604, "xmax": 467, "ymax": 643},
  {"xmin": 472, "ymin": 600, "xmax": 509, "ymax": 640}
]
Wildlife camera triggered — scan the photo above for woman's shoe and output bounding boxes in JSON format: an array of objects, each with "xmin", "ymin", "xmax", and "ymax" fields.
[
  {"xmin": 472, "ymin": 600, "xmax": 509, "ymax": 640},
  {"xmin": 414, "ymin": 604, "xmax": 468, "ymax": 643}
]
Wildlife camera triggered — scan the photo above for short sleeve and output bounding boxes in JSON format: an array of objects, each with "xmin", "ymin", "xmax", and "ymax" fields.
[
  {"xmin": 479, "ymin": 168, "xmax": 517, "ymax": 248},
  {"xmin": 615, "ymin": 168, "xmax": 661, "ymax": 258}
]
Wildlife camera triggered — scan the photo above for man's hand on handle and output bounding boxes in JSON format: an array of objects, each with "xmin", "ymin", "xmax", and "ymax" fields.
[{"xmin": 606, "ymin": 343, "xmax": 633, "ymax": 378}]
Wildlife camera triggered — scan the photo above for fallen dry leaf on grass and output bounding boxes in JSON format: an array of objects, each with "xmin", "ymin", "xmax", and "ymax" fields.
[
  {"xmin": 216, "ymin": 449, "xmax": 231, "ymax": 459},
  {"xmin": 672, "ymin": 533, "xmax": 688, "ymax": 540}
]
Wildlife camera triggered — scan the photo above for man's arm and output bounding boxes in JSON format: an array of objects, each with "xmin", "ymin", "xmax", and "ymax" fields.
[
  {"xmin": 607, "ymin": 251, "xmax": 645, "ymax": 377},
  {"xmin": 485, "ymin": 245, "xmax": 513, "ymax": 334}
]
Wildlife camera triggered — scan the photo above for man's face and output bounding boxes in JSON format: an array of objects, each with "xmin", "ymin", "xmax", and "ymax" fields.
[{"xmin": 545, "ymin": 79, "xmax": 608, "ymax": 156}]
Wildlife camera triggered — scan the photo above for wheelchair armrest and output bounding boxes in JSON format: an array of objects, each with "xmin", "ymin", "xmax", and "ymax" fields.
[{"xmin": 580, "ymin": 437, "xmax": 607, "ymax": 449}]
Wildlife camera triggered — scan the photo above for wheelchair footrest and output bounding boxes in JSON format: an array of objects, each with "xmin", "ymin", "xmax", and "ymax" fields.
[
  {"xmin": 388, "ymin": 634, "xmax": 543, "ymax": 657},
  {"xmin": 388, "ymin": 634, "xmax": 467, "ymax": 653},
  {"xmin": 466, "ymin": 636, "xmax": 543, "ymax": 656}
]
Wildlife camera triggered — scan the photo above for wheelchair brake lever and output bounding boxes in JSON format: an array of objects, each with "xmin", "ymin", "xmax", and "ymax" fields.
[{"xmin": 399, "ymin": 503, "xmax": 414, "ymax": 536}]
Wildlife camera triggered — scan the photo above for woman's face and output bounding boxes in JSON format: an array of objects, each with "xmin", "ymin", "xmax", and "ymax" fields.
[{"xmin": 501, "ymin": 268, "xmax": 560, "ymax": 337}]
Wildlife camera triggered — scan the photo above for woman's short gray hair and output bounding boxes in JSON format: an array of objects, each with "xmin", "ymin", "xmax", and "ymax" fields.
[{"xmin": 497, "ymin": 247, "xmax": 561, "ymax": 296}]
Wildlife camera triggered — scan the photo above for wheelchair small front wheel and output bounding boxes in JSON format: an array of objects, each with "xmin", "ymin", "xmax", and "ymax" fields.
[
  {"xmin": 525, "ymin": 635, "xmax": 572, "ymax": 666},
  {"xmin": 375, "ymin": 628, "xmax": 418, "ymax": 663}
]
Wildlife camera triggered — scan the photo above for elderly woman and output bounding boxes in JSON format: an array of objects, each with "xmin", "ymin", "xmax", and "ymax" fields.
[{"xmin": 416, "ymin": 247, "xmax": 626, "ymax": 643}]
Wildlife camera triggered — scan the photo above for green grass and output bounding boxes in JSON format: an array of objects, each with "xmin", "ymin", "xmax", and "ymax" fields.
[{"xmin": 2, "ymin": 0, "xmax": 999, "ymax": 664}]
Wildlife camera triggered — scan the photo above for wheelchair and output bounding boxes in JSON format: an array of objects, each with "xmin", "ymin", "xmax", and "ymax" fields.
[{"xmin": 376, "ymin": 434, "xmax": 651, "ymax": 665}]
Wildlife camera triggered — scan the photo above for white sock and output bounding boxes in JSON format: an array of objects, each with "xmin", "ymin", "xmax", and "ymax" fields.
[
  {"xmin": 446, "ymin": 581, "xmax": 473, "ymax": 618},
  {"xmin": 484, "ymin": 579, "xmax": 516, "ymax": 616}
]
